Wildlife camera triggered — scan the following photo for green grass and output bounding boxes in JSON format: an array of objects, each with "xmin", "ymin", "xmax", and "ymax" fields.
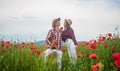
[{"xmin": 0, "ymin": 38, "xmax": 120, "ymax": 71}]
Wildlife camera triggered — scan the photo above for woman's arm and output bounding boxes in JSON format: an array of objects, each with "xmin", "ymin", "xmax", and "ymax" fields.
[{"xmin": 69, "ymin": 28, "xmax": 78, "ymax": 45}]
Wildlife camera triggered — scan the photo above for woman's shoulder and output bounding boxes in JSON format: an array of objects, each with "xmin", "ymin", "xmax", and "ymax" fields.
[
  {"xmin": 63, "ymin": 28, "xmax": 73, "ymax": 34},
  {"xmin": 68, "ymin": 28, "xmax": 74, "ymax": 31},
  {"xmin": 63, "ymin": 28, "xmax": 72, "ymax": 32}
]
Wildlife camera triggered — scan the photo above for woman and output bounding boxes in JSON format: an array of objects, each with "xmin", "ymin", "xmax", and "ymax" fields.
[{"xmin": 61, "ymin": 19, "xmax": 78, "ymax": 64}]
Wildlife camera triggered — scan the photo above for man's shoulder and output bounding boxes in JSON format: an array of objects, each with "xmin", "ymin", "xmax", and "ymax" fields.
[{"xmin": 48, "ymin": 29, "xmax": 53, "ymax": 32}]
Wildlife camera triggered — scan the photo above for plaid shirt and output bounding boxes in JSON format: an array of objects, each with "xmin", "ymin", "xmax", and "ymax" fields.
[{"xmin": 46, "ymin": 29, "xmax": 61, "ymax": 48}]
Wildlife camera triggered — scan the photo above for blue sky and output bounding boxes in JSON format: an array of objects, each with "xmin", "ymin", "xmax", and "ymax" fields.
[{"xmin": 0, "ymin": 0, "xmax": 120, "ymax": 42}]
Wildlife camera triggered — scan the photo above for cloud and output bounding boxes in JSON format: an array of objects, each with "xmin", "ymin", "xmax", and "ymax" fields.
[{"xmin": 0, "ymin": 0, "xmax": 120, "ymax": 41}]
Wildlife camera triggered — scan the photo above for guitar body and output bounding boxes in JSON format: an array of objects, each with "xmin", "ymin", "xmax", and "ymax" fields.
[{"xmin": 46, "ymin": 36, "xmax": 58, "ymax": 49}]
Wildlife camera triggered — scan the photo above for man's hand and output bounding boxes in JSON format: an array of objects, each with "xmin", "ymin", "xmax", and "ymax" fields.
[
  {"xmin": 50, "ymin": 43, "xmax": 54, "ymax": 47},
  {"xmin": 45, "ymin": 43, "xmax": 52, "ymax": 48}
]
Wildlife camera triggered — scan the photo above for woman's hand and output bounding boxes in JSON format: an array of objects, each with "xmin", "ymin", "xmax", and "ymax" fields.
[{"xmin": 75, "ymin": 44, "xmax": 78, "ymax": 50}]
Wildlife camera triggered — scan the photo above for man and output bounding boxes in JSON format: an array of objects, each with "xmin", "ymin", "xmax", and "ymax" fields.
[{"xmin": 44, "ymin": 18, "xmax": 62, "ymax": 71}]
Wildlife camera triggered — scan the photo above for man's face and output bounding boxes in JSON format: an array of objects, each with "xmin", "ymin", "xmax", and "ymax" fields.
[{"xmin": 55, "ymin": 21, "xmax": 60, "ymax": 27}]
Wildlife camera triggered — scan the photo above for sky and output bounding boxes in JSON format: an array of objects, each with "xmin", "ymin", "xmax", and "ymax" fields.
[{"xmin": 0, "ymin": 0, "xmax": 120, "ymax": 42}]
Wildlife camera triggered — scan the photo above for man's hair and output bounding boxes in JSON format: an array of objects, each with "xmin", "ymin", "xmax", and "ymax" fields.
[{"xmin": 52, "ymin": 18, "xmax": 61, "ymax": 28}]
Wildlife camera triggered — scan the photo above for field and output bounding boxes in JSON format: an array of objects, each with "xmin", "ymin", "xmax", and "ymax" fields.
[{"xmin": 0, "ymin": 33, "xmax": 120, "ymax": 71}]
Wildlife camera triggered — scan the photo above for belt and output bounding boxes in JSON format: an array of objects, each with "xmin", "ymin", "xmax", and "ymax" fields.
[
  {"xmin": 50, "ymin": 47, "xmax": 56, "ymax": 49},
  {"xmin": 65, "ymin": 39, "xmax": 70, "ymax": 42},
  {"xmin": 65, "ymin": 39, "xmax": 68, "ymax": 42}
]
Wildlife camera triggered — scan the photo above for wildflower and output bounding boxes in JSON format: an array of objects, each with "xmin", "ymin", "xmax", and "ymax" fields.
[
  {"xmin": 112, "ymin": 46, "xmax": 116, "ymax": 52},
  {"xmin": 77, "ymin": 53, "xmax": 82, "ymax": 58},
  {"xmin": 30, "ymin": 42, "xmax": 34, "ymax": 45},
  {"xmin": 59, "ymin": 27, "xmax": 63, "ymax": 33},
  {"xmin": 21, "ymin": 45, "xmax": 25, "ymax": 48},
  {"xmin": 104, "ymin": 44, "xmax": 108, "ymax": 48},
  {"xmin": 112, "ymin": 53, "xmax": 120, "ymax": 60},
  {"xmin": 35, "ymin": 50, "xmax": 40, "ymax": 55},
  {"xmin": 1, "ymin": 49, "xmax": 6, "ymax": 53},
  {"xmin": 9, "ymin": 44, "xmax": 13, "ymax": 49},
  {"xmin": 89, "ymin": 53, "xmax": 98, "ymax": 60},
  {"xmin": 2, "ymin": 41, "xmax": 5, "ymax": 48},
  {"xmin": 114, "ymin": 59, "xmax": 120, "ymax": 68},
  {"xmin": 91, "ymin": 65, "xmax": 98, "ymax": 71},
  {"xmin": 85, "ymin": 42, "xmax": 89, "ymax": 45},
  {"xmin": 107, "ymin": 37, "xmax": 111, "ymax": 40},
  {"xmin": 30, "ymin": 45, "xmax": 36, "ymax": 51},
  {"xmin": 93, "ymin": 40, "xmax": 97, "ymax": 44},
  {"xmin": 98, "ymin": 38, "xmax": 102, "ymax": 44},
  {"xmin": 113, "ymin": 37, "xmax": 119, "ymax": 41},
  {"xmin": 90, "ymin": 43, "xmax": 97, "ymax": 50},
  {"xmin": 5, "ymin": 41, "xmax": 11, "ymax": 47},
  {"xmin": 91, "ymin": 62, "xmax": 104, "ymax": 71},
  {"xmin": 60, "ymin": 27, "xmax": 63, "ymax": 30},
  {"xmin": 108, "ymin": 33, "xmax": 112, "ymax": 37},
  {"xmin": 22, "ymin": 42, "xmax": 26, "ymax": 45},
  {"xmin": 102, "ymin": 36, "xmax": 106, "ymax": 41}
]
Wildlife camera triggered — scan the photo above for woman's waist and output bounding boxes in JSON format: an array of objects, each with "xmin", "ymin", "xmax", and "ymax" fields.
[{"xmin": 65, "ymin": 38, "xmax": 72, "ymax": 42}]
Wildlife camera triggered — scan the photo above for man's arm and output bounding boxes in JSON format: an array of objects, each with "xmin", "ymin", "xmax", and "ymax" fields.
[
  {"xmin": 57, "ymin": 33, "xmax": 62, "ymax": 49},
  {"xmin": 46, "ymin": 30, "xmax": 52, "ymax": 46}
]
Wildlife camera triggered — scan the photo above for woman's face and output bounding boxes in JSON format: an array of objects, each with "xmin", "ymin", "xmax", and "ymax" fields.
[
  {"xmin": 64, "ymin": 21, "xmax": 67, "ymax": 27},
  {"xmin": 64, "ymin": 21, "xmax": 67, "ymax": 29},
  {"xmin": 64, "ymin": 21, "xmax": 71, "ymax": 30}
]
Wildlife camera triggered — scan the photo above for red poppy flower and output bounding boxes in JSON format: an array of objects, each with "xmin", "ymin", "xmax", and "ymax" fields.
[
  {"xmin": 60, "ymin": 27, "xmax": 63, "ymax": 30},
  {"xmin": 35, "ymin": 50, "xmax": 40, "ymax": 55},
  {"xmin": 91, "ymin": 65, "xmax": 98, "ymax": 71},
  {"xmin": 90, "ymin": 43, "xmax": 97, "ymax": 50},
  {"xmin": 112, "ymin": 46, "xmax": 116, "ymax": 52},
  {"xmin": 85, "ymin": 42, "xmax": 89, "ymax": 45},
  {"xmin": 96, "ymin": 63, "xmax": 100, "ymax": 69},
  {"xmin": 112, "ymin": 53, "xmax": 120, "ymax": 60},
  {"xmin": 113, "ymin": 37, "xmax": 119, "ymax": 41},
  {"xmin": 102, "ymin": 36, "xmax": 106, "ymax": 40},
  {"xmin": 89, "ymin": 54, "xmax": 98, "ymax": 60},
  {"xmin": 77, "ymin": 53, "xmax": 82, "ymax": 58},
  {"xmin": 108, "ymin": 33, "xmax": 112, "ymax": 37},
  {"xmin": 2, "ymin": 41, "xmax": 5, "ymax": 48},
  {"xmin": 104, "ymin": 44, "xmax": 108, "ymax": 48},
  {"xmin": 98, "ymin": 38, "xmax": 102, "ymax": 44},
  {"xmin": 1, "ymin": 49, "xmax": 6, "ymax": 53},
  {"xmin": 22, "ymin": 42, "xmax": 26, "ymax": 45},
  {"xmin": 30, "ymin": 45, "xmax": 36, "ymax": 51},
  {"xmin": 30, "ymin": 42, "xmax": 34, "ymax": 45},
  {"xmin": 5, "ymin": 41, "xmax": 11, "ymax": 47},
  {"xmin": 21, "ymin": 45, "xmax": 25, "ymax": 48},
  {"xmin": 99, "ymin": 36, "xmax": 102, "ymax": 38},
  {"xmin": 114, "ymin": 60, "xmax": 120, "ymax": 68},
  {"xmin": 91, "ymin": 63, "xmax": 104, "ymax": 71},
  {"xmin": 93, "ymin": 40, "xmax": 97, "ymax": 44}
]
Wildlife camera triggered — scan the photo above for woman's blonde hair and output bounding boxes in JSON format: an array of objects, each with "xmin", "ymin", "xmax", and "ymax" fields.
[{"xmin": 65, "ymin": 20, "xmax": 71, "ymax": 29}]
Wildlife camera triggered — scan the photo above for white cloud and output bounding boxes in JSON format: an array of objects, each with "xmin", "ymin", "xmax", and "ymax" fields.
[{"xmin": 0, "ymin": 0, "xmax": 120, "ymax": 41}]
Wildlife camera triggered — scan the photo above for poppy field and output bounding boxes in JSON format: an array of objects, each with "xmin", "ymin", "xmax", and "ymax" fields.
[{"xmin": 0, "ymin": 33, "xmax": 120, "ymax": 71}]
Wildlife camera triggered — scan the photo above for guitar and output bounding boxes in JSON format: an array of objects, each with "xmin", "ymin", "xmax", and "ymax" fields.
[{"xmin": 46, "ymin": 36, "xmax": 58, "ymax": 49}]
